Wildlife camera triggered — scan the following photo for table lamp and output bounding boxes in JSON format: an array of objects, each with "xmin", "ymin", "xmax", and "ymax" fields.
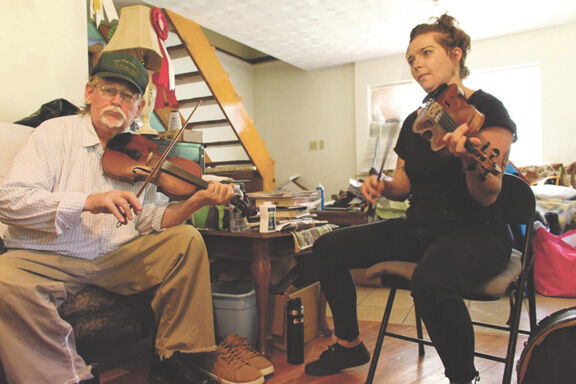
[{"xmin": 102, "ymin": 5, "xmax": 163, "ymax": 136}]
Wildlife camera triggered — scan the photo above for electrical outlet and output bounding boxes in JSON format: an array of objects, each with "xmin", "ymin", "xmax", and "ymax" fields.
[{"xmin": 309, "ymin": 141, "xmax": 317, "ymax": 150}]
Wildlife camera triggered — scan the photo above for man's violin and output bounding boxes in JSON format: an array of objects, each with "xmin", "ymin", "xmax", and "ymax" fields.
[
  {"xmin": 102, "ymin": 133, "xmax": 255, "ymax": 219},
  {"xmin": 101, "ymin": 101, "xmax": 254, "ymax": 226},
  {"xmin": 413, "ymin": 83, "xmax": 501, "ymax": 180},
  {"xmin": 102, "ymin": 132, "xmax": 206, "ymax": 200}
]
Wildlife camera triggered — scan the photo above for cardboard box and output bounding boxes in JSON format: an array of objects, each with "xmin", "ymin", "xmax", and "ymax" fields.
[{"xmin": 268, "ymin": 282, "xmax": 321, "ymax": 350}]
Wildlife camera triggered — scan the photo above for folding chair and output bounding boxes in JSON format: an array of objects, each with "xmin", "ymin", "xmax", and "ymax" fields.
[{"xmin": 365, "ymin": 174, "xmax": 537, "ymax": 384}]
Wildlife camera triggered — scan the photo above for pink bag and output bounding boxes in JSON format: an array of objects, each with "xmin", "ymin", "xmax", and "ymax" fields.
[{"xmin": 533, "ymin": 226, "xmax": 576, "ymax": 297}]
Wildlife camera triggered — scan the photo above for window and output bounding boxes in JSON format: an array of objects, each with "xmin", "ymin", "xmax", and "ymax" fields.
[
  {"xmin": 364, "ymin": 81, "xmax": 423, "ymax": 173},
  {"xmin": 367, "ymin": 63, "xmax": 542, "ymax": 171},
  {"xmin": 467, "ymin": 63, "xmax": 542, "ymax": 166}
]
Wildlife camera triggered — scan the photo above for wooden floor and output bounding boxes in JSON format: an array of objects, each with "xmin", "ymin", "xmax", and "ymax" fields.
[
  {"xmin": 101, "ymin": 290, "xmax": 576, "ymax": 384},
  {"xmin": 101, "ymin": 320, "xmax": 528, "ymax": 384},
  {"xmin": 267, "ymin": 321, "xmax": 532, "ymax": 384}
]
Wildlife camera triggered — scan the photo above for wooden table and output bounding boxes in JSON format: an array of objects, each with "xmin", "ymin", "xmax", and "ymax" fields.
[{"xmin": 199, "ymin": 230, "xmax": 296, "ymax": 356}]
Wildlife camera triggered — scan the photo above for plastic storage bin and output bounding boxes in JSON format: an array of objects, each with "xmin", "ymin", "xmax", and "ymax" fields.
[{"xmin": 211, "ymin": 281, "xmax": 257, "ymax": 346}]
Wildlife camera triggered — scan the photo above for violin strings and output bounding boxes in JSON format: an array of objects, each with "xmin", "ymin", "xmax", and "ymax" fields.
[
  {"xmin": 438, "ymin": 110, "xmax": 458, "ymax": 132},
  {"xmin": 150, "ymin": 153, "xmax": 208, "ymax": 188},
  {"xmin": 432, "ymin": 98, "xmax": 498, "ymax": 177},
  {"xmin": 438, "ymin": 109, "xmax": 480, "ymax": 156}
]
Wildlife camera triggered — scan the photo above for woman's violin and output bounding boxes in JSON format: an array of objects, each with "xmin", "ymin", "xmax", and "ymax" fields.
[{"xmin": 413, "ymin": 83, "xmax": 501, "ymax": 180}]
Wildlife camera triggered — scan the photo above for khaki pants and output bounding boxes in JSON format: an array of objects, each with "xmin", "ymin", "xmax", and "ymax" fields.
[{"xmin": 0, "ymin": 225, "xmax": 215, "ymax": 384}]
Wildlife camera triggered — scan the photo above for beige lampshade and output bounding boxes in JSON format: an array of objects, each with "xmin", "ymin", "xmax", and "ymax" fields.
[{"xmin": 102, "ymin": 5, "xmax": 163, "ymax": 72}]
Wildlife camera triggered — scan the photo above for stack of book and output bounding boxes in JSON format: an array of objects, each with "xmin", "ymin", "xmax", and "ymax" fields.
[{"xmin": 246, "ymin": 190, "xmax": 322, "ymax": 229}]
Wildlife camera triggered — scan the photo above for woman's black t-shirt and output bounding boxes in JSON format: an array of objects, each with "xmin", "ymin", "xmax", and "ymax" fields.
[{"xmin": 394, "ymin": 89, "xmax": 517, "ymax": 230}]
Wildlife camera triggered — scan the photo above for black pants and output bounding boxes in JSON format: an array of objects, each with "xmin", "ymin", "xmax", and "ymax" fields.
[{"xmin": 313, "ymin": 216, "xmax": 511, "ymax": 382}]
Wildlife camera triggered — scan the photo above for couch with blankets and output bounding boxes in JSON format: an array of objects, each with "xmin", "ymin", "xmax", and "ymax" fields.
[{"xmin": 516, "ymin": 162, "xmax": 576, "ymax": 232}]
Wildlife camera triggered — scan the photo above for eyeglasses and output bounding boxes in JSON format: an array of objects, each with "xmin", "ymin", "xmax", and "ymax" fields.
[{"xmin": 97, "ymin": 85, "xmax": 140, "ymax": 106}]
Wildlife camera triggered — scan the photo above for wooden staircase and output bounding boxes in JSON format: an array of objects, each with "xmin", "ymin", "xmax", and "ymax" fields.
[{"xmin": 153, "ymin": 9, "xmax": 275, "ymax": 192}]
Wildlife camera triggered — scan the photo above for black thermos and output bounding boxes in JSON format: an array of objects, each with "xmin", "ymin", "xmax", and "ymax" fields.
[{"xmin": 286, "ymin": 297, "xmax": 304, "ymax": 364}]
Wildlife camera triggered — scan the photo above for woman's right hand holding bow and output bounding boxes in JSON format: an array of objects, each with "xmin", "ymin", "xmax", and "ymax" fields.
[{"xmin": 362, "ymin": 158, "xmax": 412, "ymax": 204}]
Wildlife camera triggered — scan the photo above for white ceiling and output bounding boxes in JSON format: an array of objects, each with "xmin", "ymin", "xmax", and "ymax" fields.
[{"xmin": 114, "ymin": 0, "xmax": 576, "ymax": 70}]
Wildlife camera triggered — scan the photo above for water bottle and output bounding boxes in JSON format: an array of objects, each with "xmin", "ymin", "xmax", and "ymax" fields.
[
  {"xmin": 229, "ymin": 207, "xmax": 246, "ymax": 232},
  {"xmin": 316, "ymin": 184, "xmax": 325, "ymax": 210},
  {"xmin": 259, "ymin": 202, "xmax": 276, "ymax": 233},
  {"xmin": 286, "ymin": 297, "xmax": 304, "ymax": 364}
]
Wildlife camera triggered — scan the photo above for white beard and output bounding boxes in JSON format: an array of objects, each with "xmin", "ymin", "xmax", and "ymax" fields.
[{"xmin": 100, "ymin": 106, "xmax": 127, "ymax": 129}]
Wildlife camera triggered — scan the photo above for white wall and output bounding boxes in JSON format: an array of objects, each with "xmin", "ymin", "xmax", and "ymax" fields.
[
  {"xmin": 0, "ymin": 1, "xmax": 88, "ymax": 122},
  {"xmin": 253, "ymin": 62, "xmax": 356, "ymax": 197},
  {"xmin": 471, "ymin": 23, "xmax": 576, "ymax": 165}
]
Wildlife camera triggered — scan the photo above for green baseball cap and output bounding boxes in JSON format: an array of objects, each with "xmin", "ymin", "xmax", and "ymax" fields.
[{"xmin": 91, "ymin": 52, "xmax": 149, "ymax": 94}]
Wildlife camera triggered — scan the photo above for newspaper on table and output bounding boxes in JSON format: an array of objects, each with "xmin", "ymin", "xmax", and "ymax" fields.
[{"xmin": 290, "ymin": 224, "xmax": 338, "ymax": 253}]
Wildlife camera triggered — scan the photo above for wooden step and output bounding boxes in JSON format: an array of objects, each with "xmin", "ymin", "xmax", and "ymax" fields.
[
  {"xmin": 186, "ymin": 119, "xmax": 229, "ymax": 129},
  {"xmin": 166, "ymin": 44, "xmax": 189, "ymax": 59},
  {"xmin": 206, "ymin": 160, "xmax": 254, "ymax": 167},
  {"xmin": 204, "ymin": 167, "xmax": 262, "ymax": 192},
  {"xmin": 179, "ymin": 96, "xmax": 217, "ymax": 108},
  {"xmin": 204, "ymin": 164, "xmax": 256, "ymax": 172},
  {"xmin": 175, "ymin": 71, "xmax": 203, "ymax": 86},
  {"xmin": 204, "ymin": 140, "xmax": 242, "ymax": 148}
]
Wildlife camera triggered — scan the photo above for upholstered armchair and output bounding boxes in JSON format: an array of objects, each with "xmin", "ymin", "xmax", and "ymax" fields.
[{"xmin": 0, "ymin": 122, "xmax": 155, "ymax": 383}]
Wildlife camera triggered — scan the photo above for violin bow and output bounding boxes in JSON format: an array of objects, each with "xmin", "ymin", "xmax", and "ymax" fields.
[
  {"xmin": 364, "ymin": 123, "xmax": 399, "ymax": 222},
  {"xmin": 134, "ymin": 100, "xmax": 203, "ymax": 199},
  {"xmin": 116, "ymin": 100, "xmax": 202, "ymax": 227}
]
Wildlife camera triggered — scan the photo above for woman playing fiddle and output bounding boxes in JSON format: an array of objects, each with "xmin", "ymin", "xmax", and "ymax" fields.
[{"xmin": 305, "ymin": 14, "xmax": 516, "ymax": 384}]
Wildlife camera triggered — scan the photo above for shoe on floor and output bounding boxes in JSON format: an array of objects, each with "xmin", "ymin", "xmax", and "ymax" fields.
[
  {"xmin": 221, "ymin": 334, "xmax": 274, "ymax": 376},
  {"xmin": 149, "ymin": 352, "xmax": 220, "ymax": 384},
  {"xmin": 305, "ymin": 342, "xmax": 370, "ymax": 376},
  {"xmin": 215, "ymin": 338, "xmax": 264, "ymax": 384}
]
